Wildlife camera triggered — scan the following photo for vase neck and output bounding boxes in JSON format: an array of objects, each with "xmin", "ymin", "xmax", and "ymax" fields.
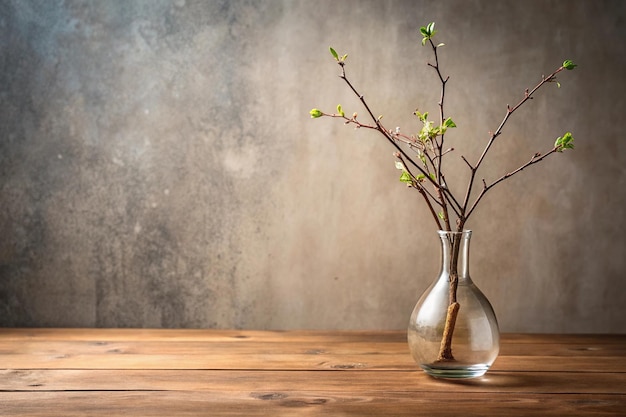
[{"xmin": 438, "ymin": 230, "xmax": 471, "ymax": 279}]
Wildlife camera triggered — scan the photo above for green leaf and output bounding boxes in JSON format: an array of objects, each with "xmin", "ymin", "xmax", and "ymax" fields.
[
  {"xmin": 444, "ymin": 117, "xmax": 457, "ymax": 128},
  {"xmin": 563, "ymin": 60, "xmax": 577, "ymax": 70},
  {"xmin": 336, "ymin": 104, "xmax": 345, "ymax": 117},
  {"xmin": 399, "ymin": 171, "xmax": 413, "ymax": 184},
  {"xmin": 420, "ymin": 22, "xmax": 437, "ymax": 45},
  {"xmin": 309, "ymin": 108, "xmax": 323, "ymax": 118},
  {"xmin": 554, "ymin": 132, "xmax": 575, "ymax": 151},
  {"xmin": 395, "ymin": 161, "xmax": 405, "ymax": 170},
  {"xmin": 437, "ymin": 211, "xmax": 445, "ymax": 220},
  {"xmin": 329, "ymin": 47, "xmax": 339, "ymax": 60},
  {"xmin": 414, "ymin": 110, "xmax": 428, "ymax": 122},
  {"xmin": 419, "ymin": 119, "xmax": 434, "ymax": 141}
]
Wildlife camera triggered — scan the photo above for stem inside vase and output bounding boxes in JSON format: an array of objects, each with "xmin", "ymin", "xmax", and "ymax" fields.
[{"xmin": 436, "ymin": 232, "xmax": 462, "ymax": 362}]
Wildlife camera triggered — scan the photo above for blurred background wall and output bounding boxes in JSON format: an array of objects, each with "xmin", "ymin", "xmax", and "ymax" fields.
[{"xmin": 1, "ymin": 0, "xmax": 625, "ymax": 332}]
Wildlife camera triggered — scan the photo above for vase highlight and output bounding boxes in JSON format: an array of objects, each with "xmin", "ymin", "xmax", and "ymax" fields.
[{"xmin": 407, "ymin": 230, "xmax": 499, "ymax": 378}]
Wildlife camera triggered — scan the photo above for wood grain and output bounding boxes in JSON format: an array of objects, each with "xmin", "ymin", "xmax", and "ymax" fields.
[
  {"xmin": 2, "ymin": 391, "xmax": 624, "ymax": 417},
  {"xmin": 1, "ymin": 329, "xmax": 624, "ymax": 416}
]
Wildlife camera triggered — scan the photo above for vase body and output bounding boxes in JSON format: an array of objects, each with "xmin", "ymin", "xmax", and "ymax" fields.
[{"xmin": 407, "ymin": 230, "xmax": 499, "ymax": 378}]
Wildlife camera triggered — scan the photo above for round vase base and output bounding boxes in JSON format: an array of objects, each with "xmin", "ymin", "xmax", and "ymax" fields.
[{"xmin": 420, "ymin": 363, "xmax": 490, "ymax": 379}]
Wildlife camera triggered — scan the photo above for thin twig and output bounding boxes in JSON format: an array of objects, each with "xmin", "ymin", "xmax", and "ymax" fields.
[
  {"xmin": 465, "ymin": 147, "xmax": 560, "ymax": 219},
  {"xmin": 337, "ymin": 63, "xmax": 446, "ymax": 203},
  {"xmin": 461, "ymin": 66, "xmax": 566, "ymax": 220}
]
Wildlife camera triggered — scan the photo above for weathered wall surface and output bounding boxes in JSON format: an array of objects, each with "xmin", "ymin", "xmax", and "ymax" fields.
[{"xmin": 1, "ymin": 0, "xmax": 625, "ymax": 332}]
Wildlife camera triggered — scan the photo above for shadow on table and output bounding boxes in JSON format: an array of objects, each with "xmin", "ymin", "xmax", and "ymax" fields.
[{"xmin": 437, "ymin": 372, "xmax": 547, "ymax": 389}]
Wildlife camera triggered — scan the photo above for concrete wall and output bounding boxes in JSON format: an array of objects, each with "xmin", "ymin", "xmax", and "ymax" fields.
[{"xmin": 1, "ymin": 0, "xmax": 625, "ymax": 332}]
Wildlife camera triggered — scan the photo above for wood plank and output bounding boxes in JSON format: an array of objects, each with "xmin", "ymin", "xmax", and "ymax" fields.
[
  {"xmin": 500, "ymin": 342, "xmax": 626, "ymax": 356},
  {"xmin": 500, "ymin": 333, "xmax": 626, "ymax": 344},
  {"xmin": 1, "ymin": 391, "xmax": 624, "ymax": 417},
  {"xmin": 1, "ymin": 352, "xmax": 623, "ymax": 372},
  {"xmin": 2, "ymin": 369, "xmax": 625, "ymax": 394},
  {"xmin": 1, "ymin": 328, "xmax": 623, "ymax": 345},
  {"xmin": 491, "ymin": 356, "xmax": 626, "ymax": 372},
  {"xmin": 1, "ymin": 329, "xmax": 625, "ymax": 416},
  {"xmin": 0, "ymin": 328, "xmax": 408, "ymax": 343},
  {"xmin": 1, "ymin": 340, "xmax": 624, "ymax": 372},
  {"xmin": 3, "ymin": 339, "xmax": 623, "ymax": 357}
]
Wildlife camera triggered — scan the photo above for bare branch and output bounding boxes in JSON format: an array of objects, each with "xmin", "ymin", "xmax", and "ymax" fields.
[
  {"xmin": 337, "ymin": 62, "xmax": 447, "ymax": 199},
  {"xmin": 461, "ymin": 64, "xmax": 567, "ymax": 221},
  {"xmin": 465, "ymin": 147, "xmax": 560, "ymax": 219}
]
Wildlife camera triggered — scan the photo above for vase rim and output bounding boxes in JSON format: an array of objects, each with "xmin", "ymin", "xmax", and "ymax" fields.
[{"xmin": 437, "ymin": 229, "xmax": 472, "ymax": 236}]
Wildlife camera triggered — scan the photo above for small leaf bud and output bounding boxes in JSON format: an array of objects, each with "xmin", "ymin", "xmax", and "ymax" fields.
[
  {"xmin": 329, "ymin": 47, "xmax": 339, "ymax": 61},
  {"xmin": 309, "ymin": 109, "xmax": 323, "ymax": 118},
  {"xmin": 563, "ymin": 60, "xmax": 577, "ymax": 70}
]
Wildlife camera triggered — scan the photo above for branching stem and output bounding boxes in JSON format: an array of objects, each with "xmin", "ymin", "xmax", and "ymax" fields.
[
  {"xmin": 336, "ymin": 63, "xmax": 447, "ymax": 228},
  {"xmin": 465, "ymin": 147, "xmax": 560, "ymax": 219},
  {"xmin": 461, "ymin": 67, "xmax": 566, "ymax": 221},
  {"xmin": 314, "ymin": 33, "xmax": 574, "ymax": 366}
]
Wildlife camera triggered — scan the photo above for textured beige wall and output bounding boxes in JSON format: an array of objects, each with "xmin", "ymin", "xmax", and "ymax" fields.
[{"xmin": 1, "ymin": 0, "xmax": 625, "ymax": 332}]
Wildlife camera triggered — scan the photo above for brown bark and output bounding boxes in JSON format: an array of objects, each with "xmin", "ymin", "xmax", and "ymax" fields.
[
  {"xmin": 437, "ymin": 301, "xmax": 460, "ymax": 361},
  {"xmin": 436, "ymin": 233, "xmax": 462, "ymax": 361}
]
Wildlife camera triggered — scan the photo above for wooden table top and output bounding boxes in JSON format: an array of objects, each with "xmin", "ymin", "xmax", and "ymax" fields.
[{"xmin": 0, "ymin": 329, "xmax": 624, "ymax": 416}]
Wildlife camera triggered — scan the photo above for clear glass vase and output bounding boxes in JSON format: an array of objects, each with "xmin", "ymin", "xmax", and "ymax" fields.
[{"xmin": 407, "ymin": 230, "xmax": 499, "ymax": 378}]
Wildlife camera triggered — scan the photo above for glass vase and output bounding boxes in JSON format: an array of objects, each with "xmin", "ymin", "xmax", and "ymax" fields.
[{"xmin": 407, "ymin": 230, "xmax": 499, "ymax": 378}]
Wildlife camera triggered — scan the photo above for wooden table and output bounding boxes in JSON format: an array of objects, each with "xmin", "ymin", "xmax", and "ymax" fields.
[{"xmin": 0, "ymin": 329, "xmax": 624, "ymax": 416}]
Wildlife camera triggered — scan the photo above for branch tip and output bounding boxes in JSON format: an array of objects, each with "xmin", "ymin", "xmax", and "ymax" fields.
[{"xmin": 461, "ymin": 155, "xmax": 474, "ymax": 170}]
